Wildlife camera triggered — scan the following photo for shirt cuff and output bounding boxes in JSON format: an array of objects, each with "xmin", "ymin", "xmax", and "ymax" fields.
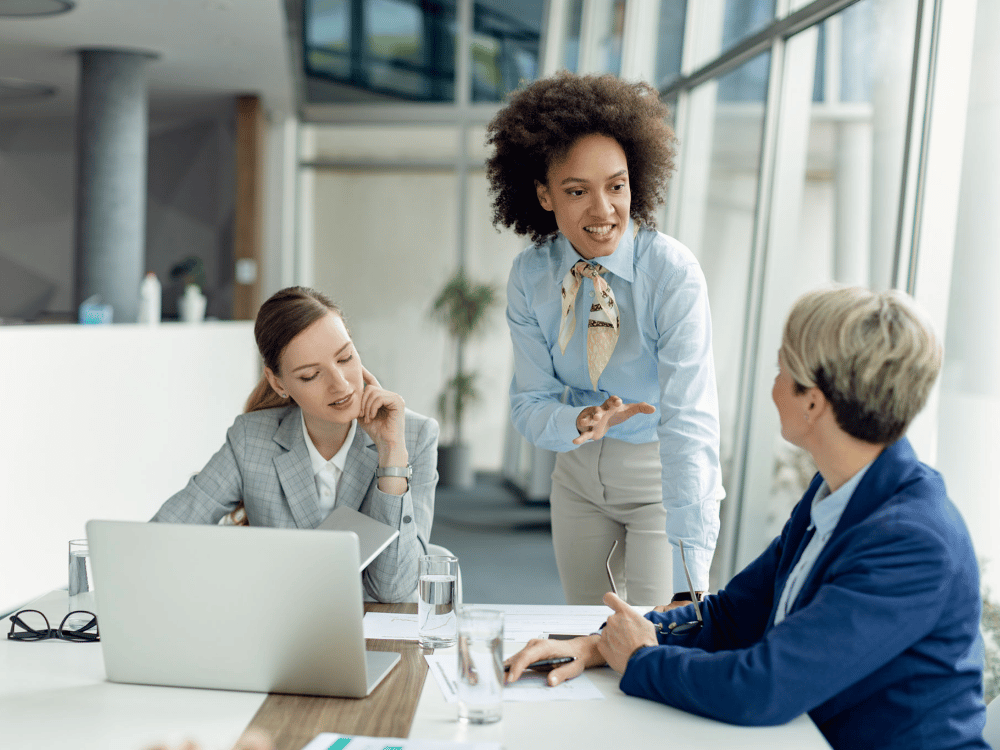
[
  {"xmin": 555, "ymin": 405, "xmax": 585, "ymax": 447},
  {"xmin": 672, "ymin": 544, "xmax": 713, "ymax": 593}
]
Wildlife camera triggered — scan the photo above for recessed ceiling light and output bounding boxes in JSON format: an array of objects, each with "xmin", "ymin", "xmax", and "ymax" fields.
[
  {"xmin": 0, "ymin": 78, "xmax": 57, "ymax": 101},
  {"xmin": 0, "ymin": 0, "xmax": 74, "ymax": 17}
]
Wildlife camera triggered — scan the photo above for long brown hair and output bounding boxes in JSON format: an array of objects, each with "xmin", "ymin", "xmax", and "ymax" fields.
[
  {"xmin": 244, "ymin": 286, "xmax": 344, "ymax": 413},
  {"xmin": 225, "ymin": 287, "xmax": 343, "ymax": 526}
]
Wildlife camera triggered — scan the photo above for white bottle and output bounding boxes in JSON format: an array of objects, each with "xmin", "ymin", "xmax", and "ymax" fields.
[
  {"xmin": 138, "ymin": 272, "xmax": 161, "ymax": 325},
  {"xmin": 180, "ymin": 283, "xmax": 207, "ymax": 324}
]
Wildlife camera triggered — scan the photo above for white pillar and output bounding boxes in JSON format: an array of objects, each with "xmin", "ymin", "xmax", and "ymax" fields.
[{"xmin": 936, "ymin": 0, "xmax": 1000, "ymax": 595}]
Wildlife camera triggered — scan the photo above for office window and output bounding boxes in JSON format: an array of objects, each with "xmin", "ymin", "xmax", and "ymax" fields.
[
  {"xmin": 562, "ymin": 0, "xmax": 584, "ymax": 71},
  {"xmin": 596, "ymin": 0, "xmax": 627, "ymax": 75},
  {"xmin": 305, "ymin": 0, "xmax": 351, "ymax": 79},
  {"xmin": 667, "ymin": 52, "xmax": 770, "ymax": 580},
  {"xmin": 472, "ymin": 0, "xmax": 543, "ymax": 102},
  {"xmin": 734, "ymin": 0, "xmax": 915, "ymax": 570},
  {"xmin": 655, "ymin": 0, "xmax": 687, "ymax": 89},
  {"xmin": 304, "ymin": 0, "xmax": 541, "ymax": 103},
  {"xmin": 304, "ymin": 0, "xmax": 456, "ymax": 102}
]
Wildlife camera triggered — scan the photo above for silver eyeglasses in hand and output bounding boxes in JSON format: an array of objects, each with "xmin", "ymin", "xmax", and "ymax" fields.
[
  {"xmin": 605, "ymin": 539, "xmax": 620, "ymax": 596},
  {"xmin": 657, "ymin": 539, "xmax": 703, "ymax": 636}
]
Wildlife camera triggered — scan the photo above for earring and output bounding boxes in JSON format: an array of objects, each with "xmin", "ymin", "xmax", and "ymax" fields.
[{"xmin": 281, "ymin": 393, "xmax": 288, "ymax": 399}]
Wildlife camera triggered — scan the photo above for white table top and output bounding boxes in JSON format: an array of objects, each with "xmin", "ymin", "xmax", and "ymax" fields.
[{"xmin": 3, "ymin": 592, "xmax": 830, "ymax": 750}]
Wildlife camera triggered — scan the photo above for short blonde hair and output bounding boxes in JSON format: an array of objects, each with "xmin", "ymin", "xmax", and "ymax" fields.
[{"xmin": 780, "ymin": 286, "xmax": 942, "ymax": 444}]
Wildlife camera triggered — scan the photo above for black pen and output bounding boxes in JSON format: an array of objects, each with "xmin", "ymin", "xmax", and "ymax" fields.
[{"xmin": 504, "ymin": 656, "xmax": 576, "ymax": 673}]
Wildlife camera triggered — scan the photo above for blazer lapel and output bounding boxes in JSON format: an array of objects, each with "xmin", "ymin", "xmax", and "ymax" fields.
[
  {"xmin": 775, "ymin": 439, "xmax": 918, "ymax": 622},
  {"xmin": 337, "ymin": 424, "xmax": 379, "ymax": 512},
  {"xmin": 272, "ymin": 408, "xmax": 323, "ymax": 529}
]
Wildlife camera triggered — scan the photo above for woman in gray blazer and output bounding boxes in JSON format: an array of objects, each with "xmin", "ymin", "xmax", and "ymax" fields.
[{"xmin": 151, "ymin": 287, "xmax": 439, "ymax": 603}]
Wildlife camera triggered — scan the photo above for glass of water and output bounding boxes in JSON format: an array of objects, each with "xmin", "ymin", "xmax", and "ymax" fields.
[
  {"xmin": 418, "ymin": 554, "xmax": 459, "ymax": 648},
  {"xmin": 456, "ymin": 607, "xmax": 504, "ymax": 724},
  {"xmin": 67, "ymin": 539, "xmax": 95, "ymax": 629}
]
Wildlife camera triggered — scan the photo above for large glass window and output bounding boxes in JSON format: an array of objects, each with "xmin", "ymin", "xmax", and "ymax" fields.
[
  {"xmin": 655, "ymin": 0, "xmax": 687, "ymax": 88},
  {"xmin": 563, "ymin": 0, "xmax": 584, "ymax": 71},
  {"xmin": 304, "ymin": 0, "xmax": 541, "ymax": 103},
  {"xmin": 686, "ymin": 0, "xmax": 775, "ymax": 72},
  {"xmin": 472, "ymin": 0, "xmax": 543, "ymax": 101},
  {"xmin": 668, "ymin": 52, "xmax": 770, "ymax": 581},
  {"xmin": 733, "ymin": 0, "xmax": 916, "ymax": 570},
  {"xmin": 305, "ymin": 0, "xmax": 456, "ymax": 101}
]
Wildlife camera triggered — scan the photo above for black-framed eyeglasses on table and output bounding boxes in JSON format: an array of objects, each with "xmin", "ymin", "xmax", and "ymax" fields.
[{"xmin": 7, "ymin": 609, "xmax": 100, "ymax": 642}]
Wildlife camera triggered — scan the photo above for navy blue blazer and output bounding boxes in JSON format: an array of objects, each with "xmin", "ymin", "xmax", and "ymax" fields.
[{"xmin": 622, "ymin": 438, "xmax": 987, "ymax": 750}]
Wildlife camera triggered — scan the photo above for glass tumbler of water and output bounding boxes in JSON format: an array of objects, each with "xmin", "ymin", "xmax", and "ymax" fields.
[
  {"xmin": 418, "ymin": 554, "xmax": 459, "ymax": 648},
  {"xmin": 456, "ymin": 607, "xmax": 504, "ymax": 724},
  {"xmin": 67, "ymin": 539, "xmax": 95, "ymax": 628}
]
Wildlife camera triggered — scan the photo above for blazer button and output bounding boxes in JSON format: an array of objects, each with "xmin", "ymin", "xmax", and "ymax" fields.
[{"xmin": 403, "ymin": 515, "xmax": 412, "ymax": 524}]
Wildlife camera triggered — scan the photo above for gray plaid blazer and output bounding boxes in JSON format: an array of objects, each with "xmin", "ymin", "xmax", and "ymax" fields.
[{"xmin": 151, "ymin": 405, "xmax": 439, "ymax": 603}]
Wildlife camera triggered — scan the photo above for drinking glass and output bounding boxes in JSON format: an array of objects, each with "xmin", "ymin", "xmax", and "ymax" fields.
[
  {"xmin": 67, "ymin": 539, "xmax": 95, "ymax": 629},
  {"xmin": 456, "ymin": 607, "xmax": 504, "ymax": 724},
  {"xmin": 418, "ymin": 554, "xmax": 459, "ymax": 648}
]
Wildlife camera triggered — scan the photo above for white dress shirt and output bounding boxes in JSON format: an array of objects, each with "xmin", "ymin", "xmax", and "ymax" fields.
[
  {"xmin": 773, "ymin": 461, "xmax": 873, "ymax": 625},
  {"xmin": 301, "ymin": 411, "xmax": 357, "ymax": 516}
]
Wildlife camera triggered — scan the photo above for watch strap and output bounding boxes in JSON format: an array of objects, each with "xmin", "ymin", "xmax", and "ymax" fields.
[
  {"xmin": 376, "ymin": 465, "xmax": 412, "ymax": 479},
  {"xmin": 670, "ymin": 591, "xmax": 705, "ymax": 603}
]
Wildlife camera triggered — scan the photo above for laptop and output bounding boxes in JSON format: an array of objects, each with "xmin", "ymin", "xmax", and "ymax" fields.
[
  {"xmin": 85, "ymin": 520, "xmax": 400, "ymax": 698},
  {"xmin": 316, "ymin": 506, "xmax": 399, "ymax": 570}
]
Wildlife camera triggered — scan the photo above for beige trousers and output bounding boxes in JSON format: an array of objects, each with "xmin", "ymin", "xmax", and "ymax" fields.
[{"xmin": 550, "ymin": 438, "xmax": 673, "ymax": 606}]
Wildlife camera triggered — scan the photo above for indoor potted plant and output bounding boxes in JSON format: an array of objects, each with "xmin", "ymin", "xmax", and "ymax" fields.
[{"xmin": 431, "ymin": 269, "xmax": 498, "ymax": 488}]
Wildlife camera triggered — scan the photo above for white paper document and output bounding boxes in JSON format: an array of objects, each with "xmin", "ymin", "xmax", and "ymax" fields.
[
  {"xmin": 364, "ymin": 605, "xmax": 611, "ymax": 642},
  {"xmin": 423, "ymin": 653, "xmax": 606, "ymax": 703},
  {"xmin": 301, "ymin": 732, "xmax": 499, "ymax": 750}
]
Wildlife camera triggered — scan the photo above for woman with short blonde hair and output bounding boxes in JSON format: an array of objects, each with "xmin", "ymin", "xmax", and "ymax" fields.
[
  {"xmin": 505, "ymin": 286, "xmax": 987, "ymax": 750},
  {"xmin": 779, "ymin": 286, "xmax": 942, "ymax": 444}
]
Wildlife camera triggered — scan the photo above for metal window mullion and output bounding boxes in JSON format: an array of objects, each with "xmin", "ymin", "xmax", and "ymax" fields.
[
  {"xmin": 349, "ymin": 0, "xmax": 367, "ymax": 87},
  {"xmin": 893, "ymin": 0, "xmax": 935, "ymax": 293},
  {"xmin": 577, "ymin": 0, "xmax": 609, "ymax": 73},
  {"xmin": 540, "ymin": 0, "xmax": 570, "ymax": 76},
  {"xmin": 456, "ymin": 0, "xmax": 473, "ymax": 269}
]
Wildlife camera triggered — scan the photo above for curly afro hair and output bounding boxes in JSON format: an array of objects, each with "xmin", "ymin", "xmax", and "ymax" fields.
[{"xmin": 486, "ymin": 71, "xmax": 676, "ymax": 244}]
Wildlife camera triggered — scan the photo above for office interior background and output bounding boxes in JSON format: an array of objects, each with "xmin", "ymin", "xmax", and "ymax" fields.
[{"xmin": 1, "ymin": 0, "xmax": 998, "ymax": 692}]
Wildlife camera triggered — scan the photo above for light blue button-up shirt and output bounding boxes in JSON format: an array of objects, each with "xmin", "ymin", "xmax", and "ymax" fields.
[
  {"xmin": 773, "ymin": 461, "xmax": 873, "ymax": 625},
  {"xmin": 506, "ymin": 223, "xmax": 722, "ymax": 591}
]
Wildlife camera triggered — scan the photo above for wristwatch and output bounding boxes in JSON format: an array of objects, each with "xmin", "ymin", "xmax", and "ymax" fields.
[
  {"xmin": 670, "ymin": 591, "xmax": 705, "ymax": 603},
  {"xmin": 375, "ymin": 465, "xmax": 413, "ymax": 481}
]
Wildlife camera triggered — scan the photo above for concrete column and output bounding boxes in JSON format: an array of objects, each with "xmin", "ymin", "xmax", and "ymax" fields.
[{"xmin": 73, "ymin": 49, "xmax": 154, "ymax": 323}]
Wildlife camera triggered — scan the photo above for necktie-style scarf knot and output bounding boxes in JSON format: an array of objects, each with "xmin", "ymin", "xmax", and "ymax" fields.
[{"xmin": 558, "ymin": 260, "xmax": 621, "ymax": 389}]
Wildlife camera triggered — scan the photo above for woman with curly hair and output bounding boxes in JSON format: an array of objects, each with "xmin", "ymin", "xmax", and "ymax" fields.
[{"xmin": 486, "ymin": 72, "xmax": 723, "ymax": 606}]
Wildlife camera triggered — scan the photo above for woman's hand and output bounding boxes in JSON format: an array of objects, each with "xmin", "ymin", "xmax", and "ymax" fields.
[
  {"xmin": 503, "ymin": 635, "xmax": 604, "ymax": 687},
  {"xmin": 358, "ymin": 385, "xmax": 407, "ymax": 459},
  {"xmin": 597, "ymin": 592, "xmax": 659, "ymax": 674},
  {"xmin": 357, "ymin": 383, "xmax": 409, "ymax": 494},
  {"xmin": 574, "ymin": 396, "xmax": 655, "ymax": 445}
]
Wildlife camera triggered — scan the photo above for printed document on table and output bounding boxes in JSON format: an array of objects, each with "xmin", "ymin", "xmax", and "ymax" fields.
[
  {"xmin": 300, "ymin": 732, "xmax": 499, "ymax": 750},
  {"xmin": 424, "ymin": 653, "xmax": 605, "ymax": 703},
  {"xmin": 364, "ymin": 605, "xmax": 611, "ymax": 642}
]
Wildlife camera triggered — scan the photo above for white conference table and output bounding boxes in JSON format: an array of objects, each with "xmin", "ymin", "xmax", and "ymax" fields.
[{"xmin": 2, "ymin": 591, "xmax": 830, "ymax": 750}]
